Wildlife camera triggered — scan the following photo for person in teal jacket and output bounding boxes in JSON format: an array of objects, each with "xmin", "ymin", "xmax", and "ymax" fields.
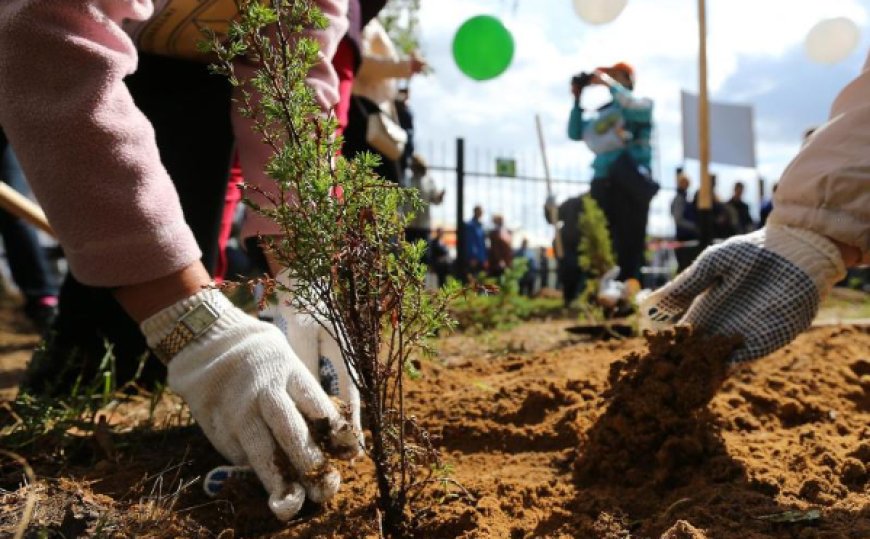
[{"xmin": 567, "ymin": 62, "xmax": 657, "ymax": 282}]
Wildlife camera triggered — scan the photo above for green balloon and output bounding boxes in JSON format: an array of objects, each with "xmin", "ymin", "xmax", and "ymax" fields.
[{"xmin": 452, "ymin": 15, "xmax": 515, "ymax": 81}]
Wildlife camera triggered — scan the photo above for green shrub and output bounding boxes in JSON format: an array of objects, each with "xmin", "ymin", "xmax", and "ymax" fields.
[
  {"xmin": 450, "ymin": 259, "xmax": 563, "ymax": 332},
  {"xmin": 208, "ymin": 3, "xmax": 455, "ymax": 535}
]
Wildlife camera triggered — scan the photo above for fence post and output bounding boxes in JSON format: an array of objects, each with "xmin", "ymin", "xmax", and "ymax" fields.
[{"xmin": 455, "ymin": 137, "xmax": 466, "ymax": 279}]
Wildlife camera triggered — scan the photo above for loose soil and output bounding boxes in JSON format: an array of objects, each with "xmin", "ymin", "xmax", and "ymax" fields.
[{"xmin": 1, "ymin": 304, "xmax": 869, "ymax": 537}]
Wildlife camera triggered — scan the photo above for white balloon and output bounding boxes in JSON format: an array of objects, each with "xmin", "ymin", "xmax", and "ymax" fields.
[
  {"xmin": 805, "ymin": 17, "xmax": 861, "ymax": 64},
  {"xmin": 572, "ymin": 0, "xmax": 629, "ymax": 25}
]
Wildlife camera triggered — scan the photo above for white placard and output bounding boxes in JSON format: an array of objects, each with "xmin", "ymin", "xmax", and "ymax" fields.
[{"xmin": 681, "ymin": 91, "xmax": 756, "ymax": 168}]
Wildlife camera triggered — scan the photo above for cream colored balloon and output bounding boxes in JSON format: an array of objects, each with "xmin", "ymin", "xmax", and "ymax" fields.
[
  {"xmin": 572, "ymin": 0, "xmax": 629, "ymax": 25},
  {"xmin": 805, "ymin": 17, "xmax": 861, "ymax": 64}
]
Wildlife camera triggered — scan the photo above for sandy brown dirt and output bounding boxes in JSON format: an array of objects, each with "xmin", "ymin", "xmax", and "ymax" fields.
[
  {"xmin": 0, "ymin": 295, "xmax": 39, "ymax": 401},
  {"xmin": 1, "ymin": 313, "xmax": 868, "ymax": 537}
]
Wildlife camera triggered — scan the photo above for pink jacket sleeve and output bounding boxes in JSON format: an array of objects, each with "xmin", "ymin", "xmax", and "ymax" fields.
[
  {"xmin": 237, "ymin": 0, "xmax": 349, "ymax": 241},
  {"xmin": 0, "ymin": 0, "xmax": 202, "ymax": 287}
]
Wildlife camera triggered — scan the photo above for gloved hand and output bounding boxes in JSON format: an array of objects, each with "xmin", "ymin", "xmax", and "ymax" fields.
[
  {"xmin": 141, "ymin": 289, "xmax": 360, "ymax": 521},
  {"xmin": 640, "ymin": 224, "xmax": 846, "ymax": 362},
  {"xmin": 271, "ymin": 272, "xmax": 363, "ymax": 436},
  {"xmin": 596, "ymin": 266, "xmax": 624, "ymax": 308}
]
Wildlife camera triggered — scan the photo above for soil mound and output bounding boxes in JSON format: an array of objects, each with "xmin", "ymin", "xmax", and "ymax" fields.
[
  {"xmin": 575, "ymin": 326, "xmax": 740, "ymax": 487},
  {"xmin": 661, "ymin": 519, "xmax": 708, "ymax": 538}
]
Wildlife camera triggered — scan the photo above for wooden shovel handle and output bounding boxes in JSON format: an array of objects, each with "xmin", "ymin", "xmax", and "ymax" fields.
[{"xmin": 0, "ymin": 182, "xmax": 55, "ymax": 238}]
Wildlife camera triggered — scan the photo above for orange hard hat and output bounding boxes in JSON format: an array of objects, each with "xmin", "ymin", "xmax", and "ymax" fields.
[{"xmin": 597, "ymin": 62, "xmax": 635, "ymax": 83}]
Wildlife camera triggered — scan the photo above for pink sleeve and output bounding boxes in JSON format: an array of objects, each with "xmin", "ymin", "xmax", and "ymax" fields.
[
  {"xmin": 0, "ymin": 0, "xmax": 201, "ymax": 287},
  {"xmin": 236, "ymin": 0, "xmax": 349, "ymax": 240},
  {"xmin": 306, "ymin": 0, "xmax": 349, "ymax": 111}
]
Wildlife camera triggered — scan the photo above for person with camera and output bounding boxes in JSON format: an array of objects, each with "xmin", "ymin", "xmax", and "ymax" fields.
[{"xmin": 564, "ymin": 62, "xmax": 657, "ymax": 283}]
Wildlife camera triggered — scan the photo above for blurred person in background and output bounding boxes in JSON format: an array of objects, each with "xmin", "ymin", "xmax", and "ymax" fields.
[
  {"xmin": 487, "ymin": 214, "xmax": 513, "ymax": 279},
  {"xmin": 332, "ymin": 0, "xmax": 388, "ymax": 136},
  {"xmin": 464, "ymin": 205, "xmax": 488, "ymax": 276},
  {"xmin": 394, "ymin": 86, "xmax": 415, "ymax": 180},
  {"xmin": 538, "ymin": 246, "xmax": 551, "ymax": 292},
  {"xmin": 513, "ymin": 238, "xmax": 538, "ymax": 297},
  {"xmin": 670, "ymin": 167, "xmax": 699, "ymax": 271},
  {"xmin": 725, "ymin": 181, "xmax": 754, "ymax": 235},
  {"xmin": 544, "ymin": 193, "xmax": 586, "ymax": 307},
  {"xmin": 427, "ymin": 227, "xmax": 451, "ymax": 288},
  {"xmin": 342, "ymin": 18, "xmax": 426, "ymax": 185},
  {"xmin": 0, "ymin": 127, "xmax": 59, "ymax": 332},
  {"xmin": 692, "ymin": 174, "xmax": 734, "ymax": 240},
  {"xmin": 403, "ymin": 154, "xmax": 444, "ymax": 246},
  {"xmin": 759, "ymin": 183, "xmax": 777, "ymax": 228}
]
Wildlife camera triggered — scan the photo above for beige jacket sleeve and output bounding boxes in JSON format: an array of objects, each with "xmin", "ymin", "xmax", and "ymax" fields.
[
  {"xmin": 769, "ymin": 49, "xmax": 870, "ymax": 264},
  {"xmin": 352, "ymin": 20, "xmax": 412, "ymax": 110}
]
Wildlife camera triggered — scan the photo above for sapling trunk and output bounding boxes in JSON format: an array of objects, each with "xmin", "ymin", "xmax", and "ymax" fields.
[{"xmin": 209, "ymin": 2, "xmax": 457, "ymax": 536}]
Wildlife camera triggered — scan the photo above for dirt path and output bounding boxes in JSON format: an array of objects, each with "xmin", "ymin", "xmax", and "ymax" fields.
[{"xmin": 0, "ymin": 295, "xmax": 38, "ymax": 400}]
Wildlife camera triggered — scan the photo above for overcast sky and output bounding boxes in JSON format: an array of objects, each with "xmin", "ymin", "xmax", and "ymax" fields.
[{"xmin": 404, "ymin": 0, "xmax": 869, "ymax": 242}]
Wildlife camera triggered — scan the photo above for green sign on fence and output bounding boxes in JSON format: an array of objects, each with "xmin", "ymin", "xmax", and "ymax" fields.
[{"xmin": 495, "ymin": 158, "xmax": 516, "ymax": 178}]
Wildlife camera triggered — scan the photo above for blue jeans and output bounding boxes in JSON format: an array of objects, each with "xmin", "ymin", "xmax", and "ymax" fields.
[{"xmin": 0, "ymin": 133, "xmax": 59, "ymax": 301}]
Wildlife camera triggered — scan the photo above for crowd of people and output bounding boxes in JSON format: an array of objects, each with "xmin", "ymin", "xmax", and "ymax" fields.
[
  {"xmin": 665, "ymin": 123, "xmax": 825, "ymax": 272},
  {"xmin": 0, "ymin": 0, "xmax": 867, "ymax": 523},
  {"xmin": 669, "ymin": 169, "xmax": 770, "ymax": 271},
  {"xmin": 458, "ymin": 204, "xmax": 543, "ymax": 294}
]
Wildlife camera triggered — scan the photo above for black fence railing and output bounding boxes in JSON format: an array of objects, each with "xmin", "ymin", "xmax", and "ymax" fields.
[{"xmin": 420, "ymin": 138, "xmax": 676, "ymax": 278}]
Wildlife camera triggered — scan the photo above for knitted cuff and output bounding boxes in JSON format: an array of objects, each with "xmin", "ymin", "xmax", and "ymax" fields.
[
  {"xmin": 140, "ymin": 287, "xmax": 234, "ymax": 348},
  {"xmin": 760, "ymin": 225, "xmax": 847, "ymax": 297}
]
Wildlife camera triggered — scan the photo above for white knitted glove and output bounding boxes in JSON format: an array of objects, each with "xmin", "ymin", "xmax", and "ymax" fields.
[
  {"xmin": 640, "ymin": 225, "xmax": 846, "ymax": 362},
  {"xmin": 141, "ymin": 289, "xmax": 359, "ymax": 521},
  {"xmin": 271, "ymin": 273, "xmax": 363, "ymax": 436},
  {"xmin": 596, "ymin": 266, "xmax": 624, "ymax": 308}
]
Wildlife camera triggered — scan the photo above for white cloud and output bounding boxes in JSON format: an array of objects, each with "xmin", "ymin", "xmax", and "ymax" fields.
[{"xmin": 407, "ymin": 0, "xmax": 869, "ymax": 242}]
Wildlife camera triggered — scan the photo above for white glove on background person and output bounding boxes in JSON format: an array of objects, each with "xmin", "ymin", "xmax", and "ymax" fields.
[
  {"xmin": 640, "ymin": 224, "xmax": 846, "ymax": 362},
  {"xmin": 596, "ymin": 266, "xmax": 624, "ymax": 308},
  {"xmin": 141, "ymin": 289, "xmax": 359, "ymax": 521},
  {"xmin": 270, "ymin": 272, "xmax": 363, "ymax": 435}
]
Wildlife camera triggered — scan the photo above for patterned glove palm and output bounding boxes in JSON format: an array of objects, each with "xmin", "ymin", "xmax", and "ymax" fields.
[
  {"xmin": 141, "ymin": 289, "xmax": 360, "ymax": 521},
  {"xmin": 640, "ymin": 225, "xmax": 845, "ymax": 362}
]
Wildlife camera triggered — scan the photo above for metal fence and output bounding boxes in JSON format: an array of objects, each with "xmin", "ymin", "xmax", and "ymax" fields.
[{"xmin": 417, "ymin": 138, "xmax": 677, "ymax": 278}]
